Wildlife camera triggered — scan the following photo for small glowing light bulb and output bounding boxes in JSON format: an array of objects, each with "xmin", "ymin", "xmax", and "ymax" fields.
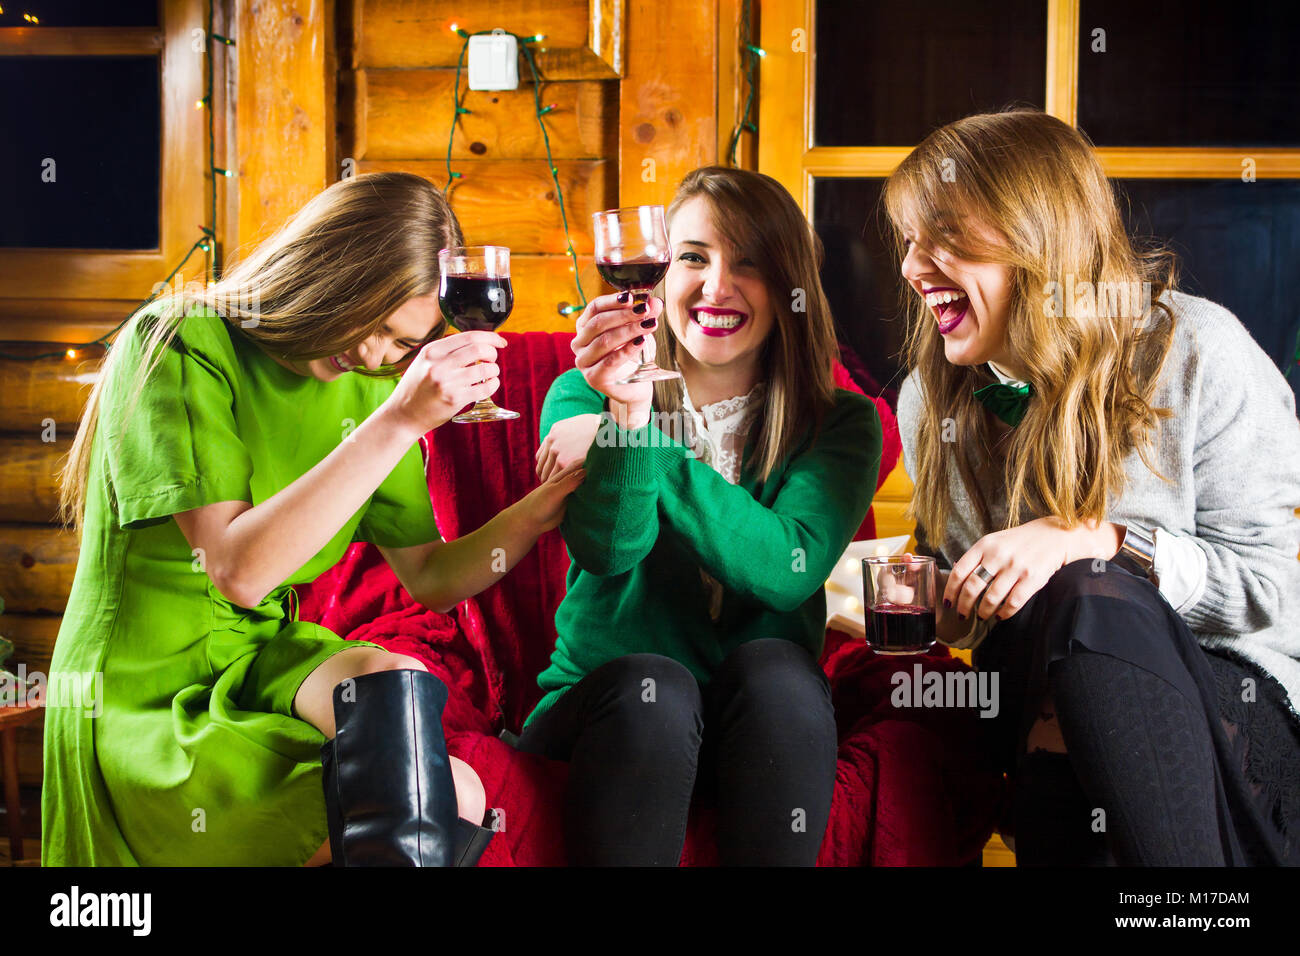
[{"xmin": 66, "ymin": 349, "xmax": 78, "ymax": 360}]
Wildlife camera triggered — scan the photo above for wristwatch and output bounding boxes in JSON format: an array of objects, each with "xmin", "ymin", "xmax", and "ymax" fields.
[{"xmin": 1115, "ymin": 523, "xmax": 1157, "ymax": 580}]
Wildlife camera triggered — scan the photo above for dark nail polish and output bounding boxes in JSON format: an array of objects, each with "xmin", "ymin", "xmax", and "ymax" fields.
[
  {"xmin": 640, "ymin": 318, "xmax": 656, "ymax": 329},
  {"xmin": 958, "ymin": 613, "xmax": 966, "ymax": 620},
  {"xmin": 632, "ymin": 302, "xmax": 647, "ymax": 314},
  {"xmin": 943, "ymin": 598, "xmax": 952, "ymax": 609},
  {"xmin": 632, "ymin": 335, "xmax": 645, "ymax": 345},
  {"xmin": 616, "ymin": 291, "xmax": 630, "ymax": 303}
]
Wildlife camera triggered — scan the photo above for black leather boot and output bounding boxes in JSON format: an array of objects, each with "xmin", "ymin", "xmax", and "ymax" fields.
[{"xmin": 320, "ymin": 669, "xmax": 459, "ymax": 866}]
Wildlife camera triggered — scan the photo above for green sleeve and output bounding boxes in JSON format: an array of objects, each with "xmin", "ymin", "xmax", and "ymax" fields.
[
  {"xmin": 353, "ymin": 433, "xmax": 443, "ymax": 548},
  {"xmin": 102, "ymin": 312, "xmax": 254, "ymax": 530},
  {"xmin": 540, "ymin": 368, "xmax": 677, "ymax": 575},
  {"xmin": 656, "ymin": 392, "xmax": 883, "ymax": 612}
]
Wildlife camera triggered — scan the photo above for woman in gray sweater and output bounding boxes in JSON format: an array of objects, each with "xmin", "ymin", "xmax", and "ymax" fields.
[{"xmin": 888, "ymin": 110, "xmax": 1300, "ymax": 865}]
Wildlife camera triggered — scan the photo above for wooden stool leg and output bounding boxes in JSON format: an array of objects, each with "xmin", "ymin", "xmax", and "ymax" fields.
[{"xmin": 2, "ymin": 725, "xmax": 22, "ymax": 861}]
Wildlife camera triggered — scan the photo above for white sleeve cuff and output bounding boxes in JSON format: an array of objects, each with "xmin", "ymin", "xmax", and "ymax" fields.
[{"xmin": 1152, "ymin": 527, "xmax": 1209, "ymax": 614}]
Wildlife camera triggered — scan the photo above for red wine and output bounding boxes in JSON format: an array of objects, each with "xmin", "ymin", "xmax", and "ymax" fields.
[
  {"xmin": 439, "ymin": 275, "xmax": 513, "ymax": 331},
  {"xmin": 866, "ymin": 603, "xmax": 936, "ymax": 654},
  {"xmin": 596, "ymin": 257, "xmax": 668, "ymax": 291}
]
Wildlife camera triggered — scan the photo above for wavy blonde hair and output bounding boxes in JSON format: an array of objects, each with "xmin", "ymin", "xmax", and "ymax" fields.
[
  {"xmin": 58, "ymin": 171, "xmax": 462, "ymax": 534},
  {"xmin": 651, "ymin": 166, "xmax": 842, "ymax": 482},
  {"xmin": 882, "ymin": 110, "xmax": 1178, "ymax": 540}
]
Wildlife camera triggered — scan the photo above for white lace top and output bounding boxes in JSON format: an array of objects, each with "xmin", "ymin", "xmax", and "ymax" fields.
[{"xmin": 680, "ymin": 381, "xmax": 766, "ymax": 620}]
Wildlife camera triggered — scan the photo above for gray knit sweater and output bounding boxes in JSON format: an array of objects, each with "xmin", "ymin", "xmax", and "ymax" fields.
[{"xmin": 897, "ymin": 291, "xmax": 1300, "ymax": 718}]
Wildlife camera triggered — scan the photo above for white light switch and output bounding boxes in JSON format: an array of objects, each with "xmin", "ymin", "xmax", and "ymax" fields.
[{"xmin": 467, "ymin": 30, "xmax": 519, "ymax": 91}]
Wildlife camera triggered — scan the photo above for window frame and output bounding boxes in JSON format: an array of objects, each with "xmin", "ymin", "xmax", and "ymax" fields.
[
  {"xmin": 0, "ymin": 0, "xmax": 207, "ymax": 315},
  {"xmin": 758, "ymin": 0, "xmax": 1300, "ymax": 214}
]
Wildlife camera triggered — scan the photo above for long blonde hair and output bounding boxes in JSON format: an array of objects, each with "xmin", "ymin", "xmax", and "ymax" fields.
[
  {"xmin": 58, "ymin": 171, "xmax": 463, "ymax": 534},
  {"xmin": 652, "ymin": 166, "xmax": 841, "ymax": 482},
  {"xmin": 882, "ymin": 110, "xmax": 1178, "ymax": 539}
]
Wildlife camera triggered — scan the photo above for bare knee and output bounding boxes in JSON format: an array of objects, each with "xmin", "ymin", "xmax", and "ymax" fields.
[
  {"xmin": 294, "ymin": 648, "xmax": 429, "ymax": 737},
  {"xmin": 451, "ymin": 756, "xmax": 487, "ymax": 825}
]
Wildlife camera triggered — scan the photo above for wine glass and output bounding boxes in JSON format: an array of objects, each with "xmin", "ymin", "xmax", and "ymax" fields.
[
  {"xmin": 438, "ymin": 245, "xmax": 519, "ymax": 423},
  {"xmin": 591, "ymin": 206, "xmax": 680, "ymax": 384},
  {"xmin": 861, "ymin": 555, "xmax": 937, "ymax": 655}
]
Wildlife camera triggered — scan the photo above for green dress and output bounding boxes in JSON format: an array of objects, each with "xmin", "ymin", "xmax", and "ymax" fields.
[{"xmin": 41, "ymin": 305, "xmax": 442, "ymax": 866}]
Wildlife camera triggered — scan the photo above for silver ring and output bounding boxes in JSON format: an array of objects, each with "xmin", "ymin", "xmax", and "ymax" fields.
[{"xmin": 973, "ymin": 565, "xmax": 994, "ymax": 586}]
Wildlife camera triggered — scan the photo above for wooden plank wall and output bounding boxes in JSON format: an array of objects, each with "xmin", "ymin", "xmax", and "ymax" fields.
[
  {"xmin": 0, "ymin": 346, "xmax": 94, "ymax": 786},
  {"xmin": 0, "ymin": 0, "xmax": 724, "ymax": 791},
  {"xmin": 344, "ymin": 0, "xmax": 614, "ymax": 329}
]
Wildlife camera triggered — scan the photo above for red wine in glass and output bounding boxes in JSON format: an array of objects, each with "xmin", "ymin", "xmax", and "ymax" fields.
[
  {"xmin": 866, "ymin": 603, "xmax": 937, "ymax": 654},
  {"xmin": 439, "ymin": 275, "xmax": 514, "ymax": 332},
  {"xmin": 438, "ymin": 246, "xmax": 519, "ymax": 423},
  {"xmin": 596, "ymin": 259, "xmax": 669, "ymax": 292},
  {"xmin": 591, "ymin": 206, "xmax": 680, "ymax": 384},
  {"xmin": 861, "ymin": 555, "xmax": 937, "ymax": 655}
]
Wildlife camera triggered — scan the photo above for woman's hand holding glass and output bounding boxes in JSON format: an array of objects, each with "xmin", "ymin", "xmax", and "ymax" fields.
[
  {"xmin": 877, "ymin": 553, "xmax": 965, "ymax": 646},
  {"xmin": 382, "ymin": 329, "xmax": 507, "ymax": 435},
  {"xmin": 570, "ymin": 291, "xmax": 664, "ymax": 427}
]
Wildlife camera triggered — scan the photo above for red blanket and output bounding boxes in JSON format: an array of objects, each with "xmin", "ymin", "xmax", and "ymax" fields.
[{"xmin": 297, "ymin": 332, "xmax": 1003, "ymax": 865}]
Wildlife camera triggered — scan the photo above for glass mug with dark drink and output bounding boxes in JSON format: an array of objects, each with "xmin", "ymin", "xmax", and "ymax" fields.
[
  {"xmin": 591, "ymin": 205, "xmax": 680, "ymax": 384},
  {"xmin": 861, "ymin": 555, "xmax": 938, "ymax": 655},
  {"xmin": 438, "ymin": 245, "xmax": 519, "ymax": 423}
]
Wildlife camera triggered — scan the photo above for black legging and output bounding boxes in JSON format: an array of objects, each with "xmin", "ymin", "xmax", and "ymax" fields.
[
  {"xmin": 976, "ymin": 559, "xmax": 1291, "ymax": 866},
  {"xmin": 517, "ymin": 638, "xmax": 839, "ymax": 866}
]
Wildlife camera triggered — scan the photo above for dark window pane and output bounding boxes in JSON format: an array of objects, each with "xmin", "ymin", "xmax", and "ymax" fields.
[
  {"xmin": 0, "ymin": 1, "xmax": 158, "ymax": 27},
  {"xmin": 1079, "ymin": 0, "xmax": 1300, "ymax": 147},
  {"xmin": 1119, "ymin": 179, "xmax": 1300, "ymax": 406},
  {"xmin": 813, "ymin": 177, "xmax": 910, "ymax": 405},
  {"xmin": 814, "ymin": 0, "xmax": 1046, "ymax": 147},
  {"xmin": 0, "ymin": 57, "xmax": 161, "ymax": 249}
]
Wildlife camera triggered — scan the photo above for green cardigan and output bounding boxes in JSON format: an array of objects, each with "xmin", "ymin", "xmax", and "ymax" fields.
[{"xmin": 524, "ymin": 368, "xmax": 884, "ymax": 728}]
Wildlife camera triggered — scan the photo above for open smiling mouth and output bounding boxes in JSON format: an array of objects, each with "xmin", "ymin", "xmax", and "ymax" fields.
[
  {"xmin": 690, "ymin": 307, "xmax": 749, "ymax": 337},
  {"xmin": 924, "ymin": 286, "xmax": 969, "ymax": 335},
  {"xmin": 329, "ymin": 355, "xmax": 355, "ymax": 372}
]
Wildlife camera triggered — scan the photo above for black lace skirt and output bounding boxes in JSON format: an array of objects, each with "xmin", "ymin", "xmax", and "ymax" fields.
[{"xmin": 1206, "ymin": 650, "xmax": 1300, "ymax": 864}]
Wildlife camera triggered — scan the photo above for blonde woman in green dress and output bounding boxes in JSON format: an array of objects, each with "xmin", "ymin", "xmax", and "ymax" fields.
[{"xmin": 45, "ymin": 171, "xmax": 584, "ymax": 866}]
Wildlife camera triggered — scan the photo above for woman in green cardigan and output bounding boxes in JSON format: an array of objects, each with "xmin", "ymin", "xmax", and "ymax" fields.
[{"xmin": 528, "ymin": 167, "xmax": 883, "ymax": 865}]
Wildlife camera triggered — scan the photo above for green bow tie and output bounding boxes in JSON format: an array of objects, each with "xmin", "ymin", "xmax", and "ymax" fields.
[{"xmin": 973, "ymin": 380, "xmax": 1033, "ymax": 427}]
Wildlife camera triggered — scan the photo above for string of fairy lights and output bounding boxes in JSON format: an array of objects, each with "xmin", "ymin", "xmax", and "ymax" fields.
[
  {"xmin": 0, "ymin": 0, "xmax": 231, "ymax": 363},
  {"xmin": 440, "ymin": 10, "xmax": 765, "ymax": 316},
  {"xmin": 444, "ymin": 24, "xmax": 588, "ymax": 317},
  {"xmin": 725, "ymin": 0, "xmax": 763, "ymax": 168}
]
